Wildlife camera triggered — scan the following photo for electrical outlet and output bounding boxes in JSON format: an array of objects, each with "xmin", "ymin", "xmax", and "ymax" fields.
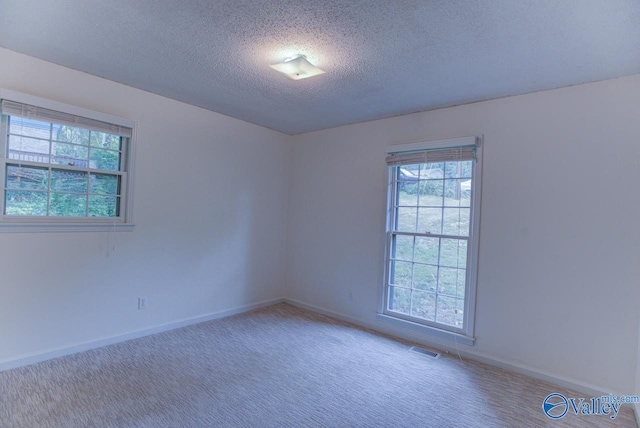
[{"xmin": 138, "ymin": 297, "xmax": 147, "ymax": 309}]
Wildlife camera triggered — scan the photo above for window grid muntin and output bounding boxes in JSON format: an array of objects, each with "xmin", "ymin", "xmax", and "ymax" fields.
[
  {"xmin": 7, "ymin": 116, "xmax": 123, "ymax": 170},
  {"xmin": 388, "ymin": 233, "xmax": 468, "ymax": 324},
  {"xmin": 2, "ymin": 114, "xmax": 126, "ymax": 219},
  {"xmin": 4, "ymin": 162, "xmax": 122, "ymax": 218},
  {"xmin": 386, "ymin": 159, "xmax": 473, "ymax": 331}
]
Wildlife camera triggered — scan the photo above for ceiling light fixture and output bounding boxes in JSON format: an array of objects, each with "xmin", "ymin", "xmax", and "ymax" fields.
[{"xmin": 269, "ymin": 54, "xmax": 325, "ymax": 80}]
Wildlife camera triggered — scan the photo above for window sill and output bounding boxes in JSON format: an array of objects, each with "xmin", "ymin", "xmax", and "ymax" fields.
[
  {"xmin": 0, "ymin": 222, "xmax": 135, "ymax": 233},
  {"xmin": 376, "ymin": 313, "xmax": 475, "ymax": 346}
]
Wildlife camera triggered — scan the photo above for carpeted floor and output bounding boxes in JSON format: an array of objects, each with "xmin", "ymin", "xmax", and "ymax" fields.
[{"xmin": 0, "ymin": 303, "xmax": 636, "ymax": 427}]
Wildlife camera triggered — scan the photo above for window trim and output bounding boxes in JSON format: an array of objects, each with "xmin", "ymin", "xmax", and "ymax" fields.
[
  {"xmin": 381, "ymin": 136, "xmax": 482, "ymax": 344},
  {"xmin": 0, "ymin": 88, "xmax": 136, "ymax": 232}
]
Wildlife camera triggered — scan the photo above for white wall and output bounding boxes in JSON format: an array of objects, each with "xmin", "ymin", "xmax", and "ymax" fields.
[
  {"xmin": 286, "ymin": 75, "xmax": 640, "ymax": 395},
  {"xmin": 0, "ymin": 48, "xmax": 291, "ymax": 365}
]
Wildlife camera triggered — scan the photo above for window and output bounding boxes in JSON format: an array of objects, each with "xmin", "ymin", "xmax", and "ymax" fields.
[
  {"xmin": 383, "ymin": 137, "xmax": 482, "ymax": 342},
  {"xmin": 0, "ymin": 90, "xmax": 134, "ymax": 230}
]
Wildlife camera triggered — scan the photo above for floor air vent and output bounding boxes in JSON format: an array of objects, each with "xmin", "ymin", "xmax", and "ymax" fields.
[{"xmin": 410, "ymin": 346, "xmax": 440, "ymax": 358}]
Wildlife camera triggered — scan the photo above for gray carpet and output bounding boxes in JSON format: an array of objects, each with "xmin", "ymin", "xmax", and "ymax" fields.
[{"xmin": 0, "ymin": 303, "xmax": 636, "ymax": 427}]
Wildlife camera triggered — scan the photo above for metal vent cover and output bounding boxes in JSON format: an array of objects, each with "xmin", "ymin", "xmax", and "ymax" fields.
[{"xmin": 410, "ymin": 346, "xmax": 440, "ymax": 359}]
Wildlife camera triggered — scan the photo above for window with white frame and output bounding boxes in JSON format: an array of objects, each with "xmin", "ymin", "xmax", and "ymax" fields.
[
  {"xmin": 383, "ymin": 137, "xmax": 481, "ymax": 340},
  {"xmin": 0, "ymin": 91, "xmax": 134, "ymax": 228}
]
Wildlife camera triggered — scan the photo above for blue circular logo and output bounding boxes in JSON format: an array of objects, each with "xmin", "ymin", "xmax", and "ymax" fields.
[{"xmin": 543, "ymin": 393, "xmax": 568, "ymax": 419}]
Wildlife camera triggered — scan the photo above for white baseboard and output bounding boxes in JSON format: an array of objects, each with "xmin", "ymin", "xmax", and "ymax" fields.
[
  {"xmin": 0, "ymin": 297, "xmax": 284, "ymax": 373},
  {"xmin": 283, "ymin": 298, "xmax": 621, "ymax": 400}
]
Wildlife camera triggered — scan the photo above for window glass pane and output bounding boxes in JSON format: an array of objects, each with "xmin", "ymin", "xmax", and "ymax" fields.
[
  {"xmin": 389, "ymin": 286, "xmax": 411, "ymax": 315},
  {"xmin": 444, "ymin": 161, "xmax": 466, "ymax": 178},
  {"xmin": 458, "ymin": 239, "xmax": 468, "ymax": 269},
  {"xmin": 392, "ymin": 234, "xmax": 414, "ymax": 261},
  {"xmin": 440, "ymin": 238, "xmax": 467, "ymax": 268},
  {"xmin": 417, "ymin": 207, "xmax": 442, "ymax": 234},
  {"xmin": 418, "ymin": 180, "xmax": 443, "ymax": 206},
  {"xmin": 444, "ymin": 179, "xmax": 467, "ymax": 206},
  {"xmin": 455, "ymin": 298, "xmax": 465, "ymax": 326},
  {"xmin": 7, "ymin": 135, "xmax": 50, "ymax": 163},
  {"xmin": 54, "ymin": 124, "xmax": 89, "ymax": 145},
  {"xmin": 442, "ymin": 208, "xmax": 460, "ymax": 236},
  {"xmin": 90, "ymin": 132, "xmax": 121, "ymax": 151},
  {"xmin": 419, "ymin": 163, "xmax": 443, "ymax": 179},
  {"xmin": 460, "ymin": 208, "xmax": 471, "ymax": 236},
  {"xmin": 460, "ymin": 180, "xmax": 471, "ymax": 207},
  {"xmin": 390, "ymin": 260, "xmax": 412, "ymax": 287},
  {"xmin": 443, "ymin": 208, "xmax": 470, "ymax": 236},
  {"xmin": 51, "ymin": 142, "xmax": 89, "ymax": 167},
  {"xmin": 413, "ymin": 264, "xmax": 437, "ymax": 292},
  {"xmin": 4, "ymin": 190, "xmax": 47, "ymax": 215},
  {"xmin": 89, "ymin": 195, "xmax": 119, "ymax": 217},
  {"xmin": 397, "ymin": 165, "xmax": 420, "ymax": 181},
  {"xmin": 9, "ymin": 117, "xmax": 50, "ymax": 139},
  {"xmin": 397, "ymin": 189, "xmax": 417, "ymax": 209},
  {"xmin": 398, "ymin": 165, "xmax": 420, "ymax": 182},
  {"xmin": 396, "ymin": 207, "xmax": 417, "ymax": 232},
  {"xmin": 89, "ymin": 148, "xmax": 120, "ymax": 171},
  {"xmin": 51, "ymin": 170, "xmax": 87, "ymax": 193},
  {"xmin": 411, "ymin": 290, "xmax": 435, "ymax": 321},
  {"xmin": 90, "ymin": 174, "xmax": 119, "ymax": 195},
  {"xmin": 398, "ymin": 181, "xmax": 418, "ymax": 198},
  {"xmin": 414, "ymin": 236, "xmax": 439, "ymax": 265},
  {"xmin": 436, "ymin": 295, "xmax": 458, "ymax": 326},
  {"xmin": 459, "ymin": 161, "xmax": 473, "ymax": 179},
  {"xmin": 456, "ymin": 270, "xmax": 467, "ymax": 299},
  {"xmin": 438, "ymin": 267, "xmax": 460, "ymax": 297},
  {"xmin": 49, "ymin": 193, "xmax": 87, "ymax": 216},
  {"xmin": 6, "ymin": 165, "xmax": 48, "ymax": 190},
  {"xmin": 398, "ymin": 166, "xmax": 419, "ymax": 205}
]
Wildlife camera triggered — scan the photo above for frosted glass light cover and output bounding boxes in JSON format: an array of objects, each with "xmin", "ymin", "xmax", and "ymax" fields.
[{"xmin": 269, "ymin": 55, "xmax": 325, "ymax": 80}]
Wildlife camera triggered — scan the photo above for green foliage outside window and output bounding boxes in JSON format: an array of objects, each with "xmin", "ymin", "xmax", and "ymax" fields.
[{"xmin": 4, "ymin": 120, "xmax": 122, "ymax": 218}]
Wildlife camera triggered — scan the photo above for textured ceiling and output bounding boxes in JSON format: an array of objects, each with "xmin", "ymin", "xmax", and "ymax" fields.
[{"xmin": 0, "ymin": 1, "xmax": 639, "ymax": 135}]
